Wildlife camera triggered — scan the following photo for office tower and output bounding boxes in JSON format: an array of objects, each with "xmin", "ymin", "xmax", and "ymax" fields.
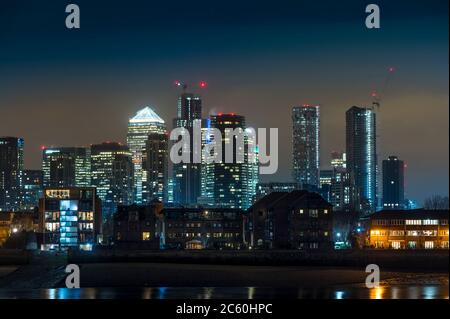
[
  {"xmin": 201, "ymin": 114, "xmax": 259, "ymax": 210},
  {"xmin": 39, "ymin": 187, "xmax": 102, "ymax": 250},
  {"xmin": 173, "ymin": 92, "xmax": 203, "ymax": 205},
  {"xmin": 319, "ymin": 169, "xmax": 334, "ymax": 188},
  {"xmin": 127, "ymin": 107, "xmax": 166, "ymax": 204},
  {"xmin": 292, "ymin": 105, "xmax": 320, "ymax": 190},
  {"xmin": 382, "ymin": 156, "xmax": 405, "ymax": 209},
  {"xmin": 331, "ymin": 151, "xmax": 346, "ymax": 169},
  {"xmin": 0, "ymin": 137, "xmax": 24, "ymax": 211},
  {"xmin": 319, "ymin": 169, "xmax": 334, "ymax": 203},
  {"xmin": 21, "ymin": 169, "xmax": 43, "ymax": 211},
  {"xmin": 90, "ymin": 142, "xmax": 133, "ymax": 217},
  {"xmin": 144, "ymin": 133, "xmax": 168, "ymax": 203},
  {"xmin": 346, "ymin": 106, "xmax": 377, "ymax": 213},
  {"xmin": 42, "ymin": 147, "xmax": 91, "ymax": 188},
  {"xmin": 330, "ymin": 170, "xmax": 359, "ymax": 212}
]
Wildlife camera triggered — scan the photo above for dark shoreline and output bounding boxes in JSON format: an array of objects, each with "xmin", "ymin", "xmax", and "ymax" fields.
[{"xmin": 68, "ymin": 249, "xmax": 449, "ymax": 272}]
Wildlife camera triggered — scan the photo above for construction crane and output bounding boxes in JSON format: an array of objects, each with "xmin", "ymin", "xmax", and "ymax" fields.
[
  {"xmin": 371, "ymin": 67, "xmax": 396, "ymax": 110},
  {"xmin": 174, "ymin": 80, "xmax": 208, "ymax": 92}
]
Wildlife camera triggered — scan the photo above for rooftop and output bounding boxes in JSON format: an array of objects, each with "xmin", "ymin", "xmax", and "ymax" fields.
[
  {"xmin": 370, "ymin": 209, "xmax": 449, "ymax": 220},
  {"xmin": 129, "ymin": 107, "xmax": 165, "ymax": 124}
]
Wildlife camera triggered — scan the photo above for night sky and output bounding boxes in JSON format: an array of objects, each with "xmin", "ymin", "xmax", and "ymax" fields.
[{"xmin": 0, "ymin": 0, "xmax": 448, "ymax": 204}]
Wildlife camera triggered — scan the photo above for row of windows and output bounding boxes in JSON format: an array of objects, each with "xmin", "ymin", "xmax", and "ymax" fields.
[
  {"xmin": 373, "ymin": 241, "xmax": 449, "ymax": 249},
  {"xmin": 167, "ymin": 222, "xmax": 239, "ymax": 228},
  {"xmin": 371, "ymin": 230, "xmax": 449, "ymax": 237},
  {"xmin": 297, "ymin": 209, "xmax": 329, "ymax": 217},
  {"xmin": 166, "ymin": 232, "xmax": 240, "ymax": 239},
  {"xmin": 298, "ymin": 231, "xmax": 329, "ymax": 237},
  {"xmin": 45, "ymin": 222, "xmax": 94, "ymax": 232},
  {"xmin": 45, "ymin": 211, "xmax": 94, "ymax": 221},
  {"xmin": 373, "ymin": 219, "xmax": 448, "ymax": 226}
]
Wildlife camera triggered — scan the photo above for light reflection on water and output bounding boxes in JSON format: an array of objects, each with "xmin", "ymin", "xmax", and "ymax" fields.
[{"xmin": 0, "ymin": 285, "xmax": 448, "ymax": 299}]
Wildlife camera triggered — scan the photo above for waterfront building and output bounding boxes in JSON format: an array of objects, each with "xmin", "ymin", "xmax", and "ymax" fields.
[
  {"xmin": 246, "ymin": 190, "xmax": 333, "ymax": 250},
  {"xmin": 38, "ymin": 187, "xmax": 102, "ymax": 250},
  {"xmin": 368, "ymin": 209, "xmax": 449, "ymax": 249},
  {"xmin": 162, "ymin": 207, "xmax": 245, "ymax": 250}
]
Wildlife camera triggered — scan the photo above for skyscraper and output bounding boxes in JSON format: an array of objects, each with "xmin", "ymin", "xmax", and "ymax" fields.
[
  {"xmin": 42, "ymin": 147, "xmax": 91, "ymax": 188},
  {"xmin": 90, "ymin": 142, "xmax": 133, "ymax": 217},
  {"xmin": 0, "ymin": 137, "xmax": 24, "ymax": 211},
  {"xmin": 127, "ymin": 107, "xmax": 166, "ymax": 204},
  {"xmin": 330, "ymin": 170, "xmax": 360, "ymax": 212},
  {"xmin": 201, "ymin": 114, "xmax": 259, "ymax": 209},
  {"xmin": 21, "ymin": 169, "xmax": 43, "ymax": 211},
  {"xmin": 382, "ymin": 156, "xmax": 405, "ymax": 210},
  {"xmin": 173, "ymin": 92, "xmax": 203, "ymax": 205},
  {"xmin": 292, "ymin": 105, "xmax": 320, "ymax": 190},
  {"xmin": 331, "ymin": 151, "xmax": 346, "ymax": 169},
  {"xmin": 346, "ymin": 106, "xmax": 377, "ymax": 213},
  {"xmin": 144, "ymin": 133, "xmax": 168, "ymax": 203}
]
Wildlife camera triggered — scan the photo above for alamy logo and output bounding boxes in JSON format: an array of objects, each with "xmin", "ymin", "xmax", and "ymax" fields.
[
  {"xmin": 365, "ymin": 4, "xmax": 380, "ymax": 29},
  {"xmin": 65, "ymin": 264, "xmax": 80, "ymax": 288},
  {"xmin": 65, "ymin": 4, "xmax": 80, "ymax": 29},
  {"xmin": 365, "ymin": 264, "xmax": 380, "ymax": 288},
  {"xmin": 169, "ymin": 121, "xmax": 278, "ymax": 175}
]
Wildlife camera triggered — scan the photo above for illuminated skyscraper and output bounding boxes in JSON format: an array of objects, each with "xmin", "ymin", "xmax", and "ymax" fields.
[
  {"xmin": 90, "ymin": 142, "xmax": 133, "ymax": 217},
  {"xmin": 144, "ymin": 133, "xmax": 168, "ymax": 203},
  {"xmin": 42, "ymin": 147, "xmax": 91, "ymax": 188},
  {"xmin": 173, "ymin": 92, "xmax": 202, "ymax": 205},
  {"xmin": 0, "ymin": 137, "xmax": 24, "ymax": 211},
  {"xmin": 292, "ymin": 105, "xmax": 320, "ymax": 190},
  {"xmin": 331, "ymin": 151, "xmax": 346, "ymax": 169},
  {"xmin": 382, "ymin": 156, "xmax": 405, "ymax": 210},
  {"xmin": 346, "ymin": 106, "xmax": 377, "ymax": 213},
  {"xmin": 127, "ymin": 107, "xmax": 166, "ymax": 204},
  {"xmin": 201, "ymin": 114, "xmax": 258, "ymax": 210}
]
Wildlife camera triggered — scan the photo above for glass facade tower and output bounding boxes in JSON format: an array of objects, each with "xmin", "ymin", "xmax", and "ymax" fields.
[
  {"xmin": 127, "ymin": 107, "xmax": 166, "ymax": 204},
  {"xmin": 292, "ymin": 105, "xmax": 320, "ymax": 190},
  {"xmin": 0, "ymin": 137, "xmax": 24, "ymax": 211},
  {"xmin": 346, "ymin": 106, "xmax": 377, "ymax": 213}
]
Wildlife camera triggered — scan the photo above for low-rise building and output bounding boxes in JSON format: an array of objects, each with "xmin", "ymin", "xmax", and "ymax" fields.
[
  {"xmin": 162, "ymin": 207, "xmax": 245, "ymax": 250},
  {"xmin": 0, "ymin": 213, "xmax": 13, "ymax": 246},
  {"xmin": 38, "ymin": 187, "xmax": 102, "ymax": 251},
  {"xmin": 112, "ymin": 202, "xmax": 163, "ymax": 249},
  {"xmin": 246, "ymin": 190, "xmax": 333, "ymax": 250},
  {"xmin": 368, "ymin": 209, "xmax": 449, "ymax": 249}
]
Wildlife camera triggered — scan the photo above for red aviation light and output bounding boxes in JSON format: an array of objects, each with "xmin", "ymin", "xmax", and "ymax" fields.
[{"xmin": 199, "ymin": 81, "xmax": 207, "ymax": 88}]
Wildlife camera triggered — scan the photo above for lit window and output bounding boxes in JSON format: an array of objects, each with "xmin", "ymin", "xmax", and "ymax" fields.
[{"xmin": 142, "ymin": 232, "xmax": 151, "ymax": 241}]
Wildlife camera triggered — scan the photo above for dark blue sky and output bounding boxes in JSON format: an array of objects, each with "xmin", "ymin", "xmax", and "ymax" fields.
[{"xmin": 0, "ymin": 0, "xmax": 448, "ymax": 204}]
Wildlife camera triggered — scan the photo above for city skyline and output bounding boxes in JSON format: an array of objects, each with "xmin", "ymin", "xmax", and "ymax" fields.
[{"xmin": 0, "ymin": 0, "xmax": 448, "ymax": 205}]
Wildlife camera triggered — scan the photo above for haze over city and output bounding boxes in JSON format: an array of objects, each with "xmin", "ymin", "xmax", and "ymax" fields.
[{"xmin": 0, "ymin": 0, "xmax": 448, "ymax": 205}]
